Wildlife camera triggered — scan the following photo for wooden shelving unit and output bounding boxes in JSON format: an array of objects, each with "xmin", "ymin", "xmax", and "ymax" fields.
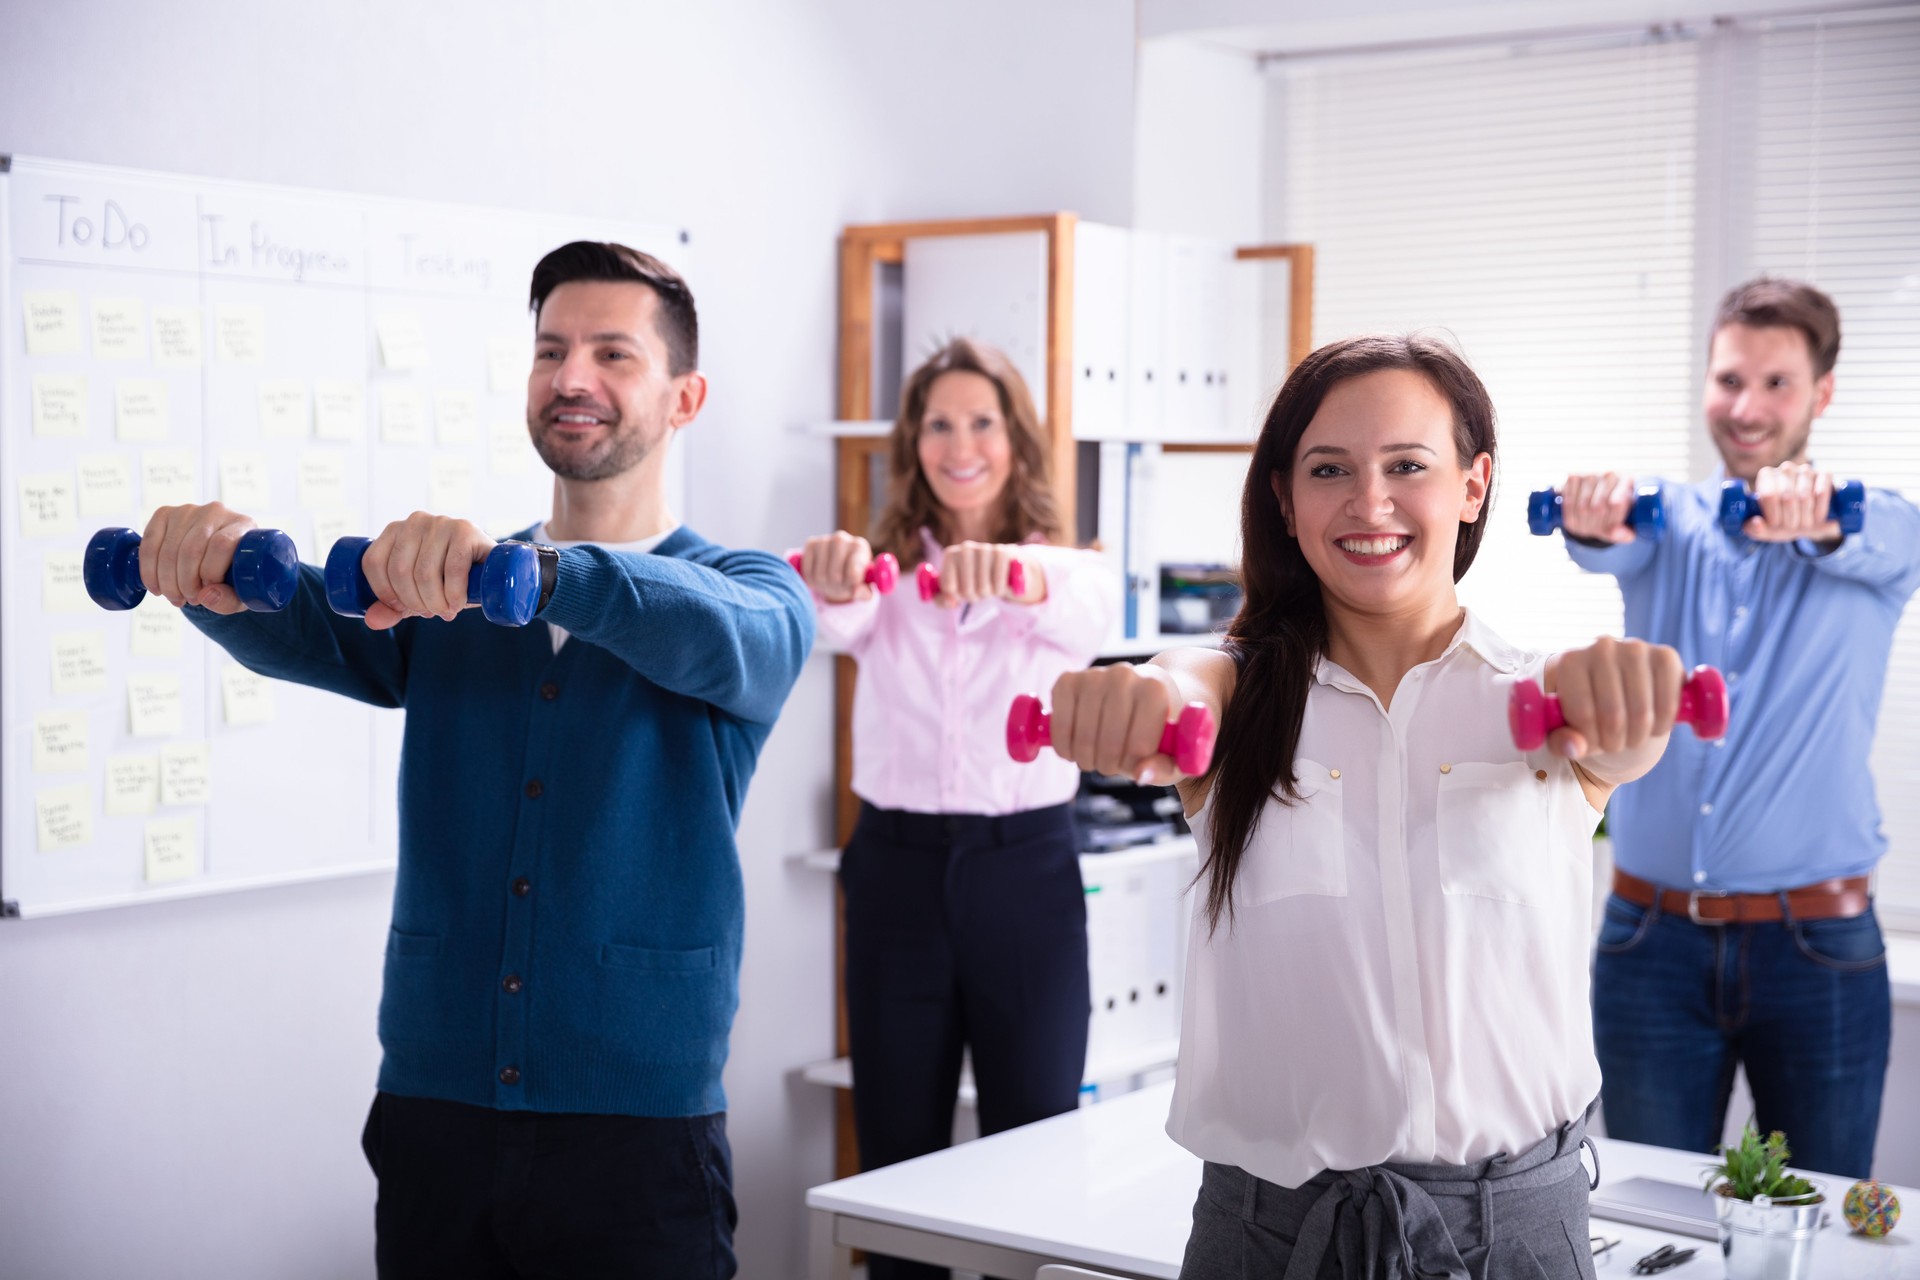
[{"xmin": 825, "ymin": 213, "xmax": 1314, "ymax": 1177}]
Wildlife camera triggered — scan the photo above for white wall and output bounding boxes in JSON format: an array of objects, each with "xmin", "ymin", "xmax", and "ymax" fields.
[{"xmin": 0, "ymin": 3, "xmax": 1136, "ymax": 1276}]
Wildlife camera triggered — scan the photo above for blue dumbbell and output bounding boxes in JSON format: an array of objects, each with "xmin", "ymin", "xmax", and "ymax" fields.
[
  {"xmin": 323, "ymin": 536, "xmax": 541, "ymax": 627},
  {"xmin": 1718, "ymin": 478, "xmax": 1866, "ymax": 537},
  {"xmin": 83, "ymin": 526, "xmax": 299, "ymax": 612},
  {"xmin": 1527, "ymin": 485, "xmax": 1666, "ymax": 541}
]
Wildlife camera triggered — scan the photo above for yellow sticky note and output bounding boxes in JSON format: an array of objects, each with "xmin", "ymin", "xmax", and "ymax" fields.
[
  {"xmin": 130, "ymin": 597, "xmax": 183, "ymax": 659},
  {"xmin": 313, "ymin": 380, "xmax": 365, "ymax": 441},
  {"xmin": 151, "ymin": 306, "xmax": 203, "ymax": 367},
  {"xmin": 141, "ymin": 449, "xmax": 199, "ymax": 512},
  {"xmin": 23, "ymin": 291, "xmax": 83, "ymax": 356},
  {"xmin": 19, "ymin": 472, "xmax": 78, "ymax": 539},
  {"xmin": 487, "ymin": 337, "xmax": 526, "ymax": 393},
  {"xmin": 32, "ymin": 374, "xmax": 89, "ymax": 438},
  {"xmin": 215, "ymin": 305, "xmax": 266, "ymax": 364},
  {"xmin": 127, "ymin": 672, "xmax": 184, "ymax": 738},
  {"xmin": 43, "ymin": 551, "xmax": 91, "ymax": 614},
  {"xmin": 297, "ymin": 451, "xmax": 348, "ymax": 510},
  {"xmin": 105, "ymin": 754, "xmax": 160, "ymax": 817},
  {"xmin": 311, "ymin": 509, "xmax": 361, "ymax": 566},
  {"xmin": 220, "ymin": 664, "xmax": 276, "ymax": 727},
  {"xmin": 428, "ymin": 456, "xmax": 475, "ymax": 514},
  {"xmin": 115, "ymin": 378, "xmax": 170, "ymax": 441},
  {"xmin": 256, "ymin": 378, "xmax": 310, "ymax": 438},
  {"xmin": 50, "ymin": 630, "xmax": 110, "ymax": 695},
  {"xmin": 32, "ymin": 710, "xmax": 91, "ymax": 773},
  {"xmin": 76, "ymin": 453, "xmax": 135, "ymax": 519},
  {"xmin": 435, "ymin": 389, "xmax": 479, "ymax": 445},
  {"xmin": 376, "ymin": 312, "xmax": 429, "ymax": 370},
  {"xmin": 37, "ymin": 785, "xmax": 93, "ymax": 851},
  {"xmin": 91, "ymin": 297, "xmax": 147, "ymax": 361},
  {"xmin": 489, "ymin": 419, "xmax": 534, "ymax": 476},
  {"xmin": 144, "ymin": 816, "xmax": 198, "ymax": 882},
  {"xmin": 379, "ymin": 386, "xmax": 427, "ymax": 445},
  {"xmin": 159, "ymin": 740, "xmax": 212, "ymax": 805},
  {"xmin": 218, "ymin": 451, "xmax": 273, "ymax": 510}
]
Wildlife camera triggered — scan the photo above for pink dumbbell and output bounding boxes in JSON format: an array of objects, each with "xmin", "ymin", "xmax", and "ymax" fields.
[
  {"xmin": 1005, "ymin": 692, "xmax": 1217, "ymax": 777},
  {"xmin": 916, "ymin": 559, "xmax": 1026, "ymax": 603},
  {"xmin": 788, "ymin": 550, "xmax": 900, "ymax": 595},
  {"xmin": 1508, "ymin": 664, "xmax": 1730, "ymax": 751}
]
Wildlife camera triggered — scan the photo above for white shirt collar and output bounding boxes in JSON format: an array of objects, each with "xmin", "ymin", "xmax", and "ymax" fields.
[{"xmin": 1312, "ymin": 607, "xmax": 1524, "ymax": 692}]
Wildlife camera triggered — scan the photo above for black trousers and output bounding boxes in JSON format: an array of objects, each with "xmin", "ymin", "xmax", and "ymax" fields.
[
  {"xmin": 360, "ymin": 1091, "xmax": 736, "ymax": 1279},
  {"xmin": 840, "ymin": 802, "xmax": 1092, "ymax": 1280}
]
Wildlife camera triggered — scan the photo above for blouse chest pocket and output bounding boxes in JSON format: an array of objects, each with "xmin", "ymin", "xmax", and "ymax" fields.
[
  {"xmin": 1242, "ymin": 758, "xmax": 1347, "ymax": 905},
  {"xmin": 1435, "ymin": 760, "xmax": 1558, "ymax": 906}
]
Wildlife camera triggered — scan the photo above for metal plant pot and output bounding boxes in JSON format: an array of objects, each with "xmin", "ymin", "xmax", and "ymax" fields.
[{"xmin": 1715, "ymin": 1185, "xmax": 1825, "ymax": 1280}]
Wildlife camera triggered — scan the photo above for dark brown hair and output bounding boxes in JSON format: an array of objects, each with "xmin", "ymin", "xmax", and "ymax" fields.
[
  {"xmin": 871, "ymin": 338, "xmax": 1063, "ymax": 566},
  {"xmin": 528, "ymin": 241, "xmax": 699, "ymax": 376},
  {"xmin": 1201, "ymin": 333, "xmax": 1498, "ymax": 933},
  {"xmin": 1713, "ymin": 277, "xmax": 1842, "ymax": 379}
]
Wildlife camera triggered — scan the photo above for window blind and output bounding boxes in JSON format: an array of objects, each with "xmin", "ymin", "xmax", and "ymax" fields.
[
  {"xmin": 1270, "ymin": 35, "xmax": 1700, "ymax": 655},
  {"xmin": 1744, "ymin": 9, "xmax": 1920, "ymax": 922}
]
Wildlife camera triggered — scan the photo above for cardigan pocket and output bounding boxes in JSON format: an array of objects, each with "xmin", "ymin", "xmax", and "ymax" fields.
[
  {"xmin": 584, "ymin": 943, "xmax": 731, "ymax": 1053},
  {"xmin": 377, "ymin": 929, "xmax": 456, "ymax": 1046},
  {"xmin": 600, "ymin": 943, "xmax": 715, "ymax": 972}
]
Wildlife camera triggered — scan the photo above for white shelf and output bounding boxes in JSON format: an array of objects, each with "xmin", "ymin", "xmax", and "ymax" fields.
[
  {"xmin": 1097, "ymin": 629, "xmax": 1226, "ymax": 659},
  {"xmin": 798, "ymin": 1038, "xmax": 1180, "ymax": 1104},
  {"xmin": 800, "ymin": 418, "xmax": 893, "ymax": 437}
]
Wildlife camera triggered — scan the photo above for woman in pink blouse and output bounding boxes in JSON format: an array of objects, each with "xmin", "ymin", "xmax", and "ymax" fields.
[{"xmin": 794, "ymin": 337, "xmax": 1119, "ymax": 1280}]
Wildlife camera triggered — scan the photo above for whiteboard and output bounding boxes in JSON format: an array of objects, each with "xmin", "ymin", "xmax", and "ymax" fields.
[{"xmin": 0, "ymin": 154, "xmax": 687, "ymax": 917}]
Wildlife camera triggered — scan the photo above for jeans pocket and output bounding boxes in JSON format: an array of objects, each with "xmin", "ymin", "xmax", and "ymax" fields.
[
  {"xmin": 1594, "ymin": 893, "xmax": 1654, "ymax": 955},
  {"xmin": 1791, "ymin": 911, "xmax": 1886, "ymax": 972}
]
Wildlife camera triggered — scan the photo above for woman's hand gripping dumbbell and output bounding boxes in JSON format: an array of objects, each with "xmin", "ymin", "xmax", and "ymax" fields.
[
  {"xmin": 323, "ymin": 514, "xmax": 542, "ymax": 628},
  {"xmin": 1509, "ymin": 645, "xmax": 1727, "ymax": 755},
  {"xmin": 1719, "ymin": 465, "xmax": 1866, "ymax": 541},
  {"xmin": 87, "ymin": 505, "xmax": 300, "ymax": 614},
  {"xmin": 919, "ymin": 541, "xmax": 1035, "ymax": 607},
  {"xmin": 1007, "ymin": 663, "xmax": 1217, "ymax": 782},
  {"xmin": 789, "ymin": 532, "xmax": 899, "ymax": 602},
  {"xmin": 1529, "ymin": 474, "xmax": 1666, "ymax": 542}
]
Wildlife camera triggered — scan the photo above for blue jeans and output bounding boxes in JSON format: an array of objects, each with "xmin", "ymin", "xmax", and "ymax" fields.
[{"xmin": 1591, "ymin": 890, "xmax": 1890, "ymax": 1179}]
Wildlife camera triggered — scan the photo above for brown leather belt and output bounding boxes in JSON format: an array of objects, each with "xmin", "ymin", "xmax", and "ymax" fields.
[{"xmin": 1613, "ymin": 868, "xmax": 1871, "ymax": 925}]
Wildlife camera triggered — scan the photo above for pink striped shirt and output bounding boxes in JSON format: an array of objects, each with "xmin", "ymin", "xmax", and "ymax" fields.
[{"xmin": 812, "ymin": 531, "xmax": 1121, "ymax": 816}]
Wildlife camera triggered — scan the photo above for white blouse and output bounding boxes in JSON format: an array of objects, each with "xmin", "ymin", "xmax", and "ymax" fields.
[{"xmin": 1165, "ymin": 610, "xmax": 1604, "ymax": 1189}]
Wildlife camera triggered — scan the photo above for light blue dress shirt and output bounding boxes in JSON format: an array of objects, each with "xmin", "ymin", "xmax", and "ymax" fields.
[{"xmin": 1565, "ymin": 477, "xmax": 1920, "ymax": 892}]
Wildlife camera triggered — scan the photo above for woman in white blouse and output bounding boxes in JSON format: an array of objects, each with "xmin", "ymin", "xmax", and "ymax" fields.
[{"xmin": 1045, "ymin": 334, "xmax": 1685, "ymax": 1278}]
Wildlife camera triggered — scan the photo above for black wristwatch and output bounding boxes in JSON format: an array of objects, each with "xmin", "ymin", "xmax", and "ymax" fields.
[{"xmin": 531, "ymin": 543, "xmax": 560, "ymax": 614}]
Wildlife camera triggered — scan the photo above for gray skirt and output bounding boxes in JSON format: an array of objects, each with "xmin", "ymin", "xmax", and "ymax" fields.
[{"xmin": 1179, "ymin": 1102, "xmax": 1600, "ymax": 1280}]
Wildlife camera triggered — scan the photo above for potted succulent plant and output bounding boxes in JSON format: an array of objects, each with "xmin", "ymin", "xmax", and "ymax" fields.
[{"xmin": 1704, "ymin": 1124, "xmax": 1825, "ymax": 1279}]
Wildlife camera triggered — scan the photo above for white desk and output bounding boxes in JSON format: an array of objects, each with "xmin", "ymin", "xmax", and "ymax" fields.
[{"xmin": 806, "ymin": 1081, "xmax": 1920, "ymax": 1279}]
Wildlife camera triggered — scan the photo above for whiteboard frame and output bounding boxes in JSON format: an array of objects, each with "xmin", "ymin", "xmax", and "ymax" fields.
[{"xmin": 1, "ymin": 153, "xmax": 689, "ymax": 918}]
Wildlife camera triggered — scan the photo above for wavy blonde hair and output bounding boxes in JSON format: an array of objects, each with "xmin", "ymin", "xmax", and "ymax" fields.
[{"xmin": 871, "ymin": 338, "xmax": 1063, "ymax": 568}]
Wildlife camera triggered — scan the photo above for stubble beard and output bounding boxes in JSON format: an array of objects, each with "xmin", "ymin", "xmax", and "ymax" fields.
[{"xmin": 529, "ymin": 402, "xmax": 662, "ymax": 482}]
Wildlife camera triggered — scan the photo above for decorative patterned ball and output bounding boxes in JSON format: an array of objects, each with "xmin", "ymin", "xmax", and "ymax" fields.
[{"xmin": 1844, "ymin": 1180, "xmax": 1901, "ymax": 1237}]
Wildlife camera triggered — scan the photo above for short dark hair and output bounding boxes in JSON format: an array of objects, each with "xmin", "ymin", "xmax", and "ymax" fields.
[
  {"xmin": 1713, "ymin": 276, "xmax": 1841, "ymax": 379},
  {"xmin": 528, "ymin": 241, "xmax": 699, "ymax": 375}
]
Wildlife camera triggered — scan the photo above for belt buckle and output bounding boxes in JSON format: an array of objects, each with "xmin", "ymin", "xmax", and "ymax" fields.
[{"xmin": 1688, "ymin": 890, "xmax": 1730, "ymax": 925}]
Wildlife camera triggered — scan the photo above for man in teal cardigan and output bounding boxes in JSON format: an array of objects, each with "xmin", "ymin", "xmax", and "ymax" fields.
[{"xmin": 143, "ymin": 242, "xmax": 813, "ymax": 1278}]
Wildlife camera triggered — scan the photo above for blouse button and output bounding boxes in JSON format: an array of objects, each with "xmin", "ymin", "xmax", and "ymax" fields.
[
  {"xmin": 1535, "ymin": 769, "xmax": 1548, "ymax": 781},
  {"xmin": 1328, "ymin": 768, "xmax": 1341, "ymax": 779},
  {"xmin": 1438, "ymin": 764, "xmax": 1451, "ymax": 774}
]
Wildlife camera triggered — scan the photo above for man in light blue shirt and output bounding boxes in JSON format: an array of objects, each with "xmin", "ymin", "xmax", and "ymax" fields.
[{"xmin": 1559, "ymin": 277, "xmax": 1920, "ymax": 1177}]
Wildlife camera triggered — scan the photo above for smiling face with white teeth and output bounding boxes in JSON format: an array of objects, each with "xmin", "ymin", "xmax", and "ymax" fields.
[
  {"xmin": 915, "ymin": 370, "xmax": 1015, "ymax": 543},
  {"xmin": 1703, "ymin": 322, "xmax": 1833, "ymax": 483},
  {"xmin": 528, "ymin": 281, "xmax": 691, "ymax": 484},
  {"xmin": 1278, "ymin": 367, "xmax": 1490, "ymax": 622}
]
